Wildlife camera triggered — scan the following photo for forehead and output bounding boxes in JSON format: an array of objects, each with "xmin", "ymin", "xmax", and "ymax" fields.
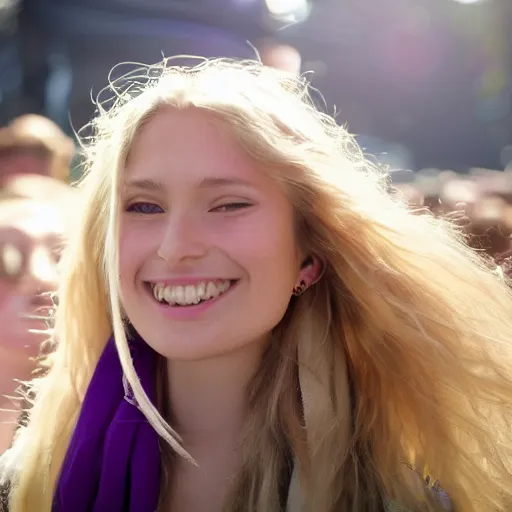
[
  {"xmin": 0, "ymin": 153, "xmax": 50, "ymax": 182},
  {"xmin": 124, "ymin": 108, "xmax": 260, "ymax": 184}
]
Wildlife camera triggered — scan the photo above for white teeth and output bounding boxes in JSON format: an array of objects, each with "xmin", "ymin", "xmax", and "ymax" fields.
[
  {"xmin": 163, "ymin": 286, "xmax": 174, "ymax": 304},
  {"xmin": 206, "ymin": 281, "xmax": 219, "ymax": 299},
  {"xmin": 185, "ymin": 285, "xmax": 198, "ymax": 305},
  {"xmin": 154, "ymin": 283, "xmax": 165, "ymax": 301},
  {"xmin": 151, "ymin": 279, "xmax": 233, "ymax": 306}
]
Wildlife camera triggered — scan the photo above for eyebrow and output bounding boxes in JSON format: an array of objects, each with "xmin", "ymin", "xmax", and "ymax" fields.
[
  {"xmin": 123, "ymin": 178, "xmax": 166, "ymax": 192},
  {"xmin": 123, "ymin": 176, "xmax": 253, "ymax": 191},
  {"xmin": 198, "ymin": 177, "xmax": 253, "ymax": 188}
]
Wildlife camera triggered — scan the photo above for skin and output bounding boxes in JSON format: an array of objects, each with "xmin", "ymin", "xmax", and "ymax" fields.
[
  {"xmin": 119, "ymin": 108, "xmax": 321, "ymax": 511},
  {"xmin": 0, "ymin": 153, "xmax": 51, "ymax": 185}
]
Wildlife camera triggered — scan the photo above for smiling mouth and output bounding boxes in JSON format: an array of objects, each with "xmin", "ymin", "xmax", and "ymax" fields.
[{"xmin": 147, "ymin": 279, "xmax": 239, "ymax": 307}]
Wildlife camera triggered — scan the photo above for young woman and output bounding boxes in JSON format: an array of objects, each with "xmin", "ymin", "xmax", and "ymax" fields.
[{"xmin": 1, "ymin": 58, "xmax": 512, "ymax": 512}]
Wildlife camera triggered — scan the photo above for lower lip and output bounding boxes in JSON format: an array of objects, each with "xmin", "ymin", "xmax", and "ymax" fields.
[{"xmin": 147, "ymin": 281, "xmax": 238, "ymax": 321}]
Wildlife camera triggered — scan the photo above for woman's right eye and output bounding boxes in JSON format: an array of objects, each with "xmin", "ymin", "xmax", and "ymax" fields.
[{"xmin": 126, "ymin": 202, "xmax": 164, "ymax": 214}]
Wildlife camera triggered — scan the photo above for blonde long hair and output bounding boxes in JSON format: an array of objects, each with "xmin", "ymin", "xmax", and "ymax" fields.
[{"xmin": 2, "ymin": 58, "xmax": 512, "ymax": 512}]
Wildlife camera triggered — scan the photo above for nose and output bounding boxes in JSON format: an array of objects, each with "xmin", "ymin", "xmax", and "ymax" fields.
[{"xmin": 157, "ymin": 211, "xmax": 208, "ymax": 265}]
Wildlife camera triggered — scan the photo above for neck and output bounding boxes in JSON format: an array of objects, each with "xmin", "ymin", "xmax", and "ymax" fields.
[{"xmin": 165, "ymin": 341, "xmax": 266, "ymax": 448}]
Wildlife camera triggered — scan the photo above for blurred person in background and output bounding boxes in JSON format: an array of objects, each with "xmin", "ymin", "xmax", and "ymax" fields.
[
  {"xmin": 0, "ymin": 115, "xmax": 74, "ymax": 185},
  {"xmin": 0, "ymin": 130, "xmax": 75, "ymax": 453},
  {"xmin": 394, "ymin": 169, "xmax": 512, "ymax": 274},
  {"xmin": 0, "ymin": 195, "xmax": 60, "ymax": 453},
  {"xmin": 259, "ymin": 42, "xmax": 302, "ymax": 75}
]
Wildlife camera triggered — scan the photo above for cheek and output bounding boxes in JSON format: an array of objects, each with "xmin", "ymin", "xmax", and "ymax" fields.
[
  {"xmin": 220, "ymin": 211, "xmax": 299, "ymax": 295},
  {"xmin": 118, "ymin": 233, "xmax": 137, "ymax": 284},
  {"xmin": 118, "ymin": 223, "xmax": 157, "ymax": 289},
  {"xmin": 211, "ymin": 218, "xmax": 297, "ymax": 345}
]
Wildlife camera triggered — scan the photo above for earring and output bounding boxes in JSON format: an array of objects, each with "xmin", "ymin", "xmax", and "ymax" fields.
[{"xmin": 292, "ymin": 280, "xmax": 308, "ymax": 296}]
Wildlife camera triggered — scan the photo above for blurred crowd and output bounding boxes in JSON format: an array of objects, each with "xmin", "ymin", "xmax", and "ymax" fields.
[
  {"xmin": 393, "ymin": 167, "xmax": 512, "ymax": 269},
  {"xmin": 0, "ymin": 113, "xmax": 74, "ymax": 452}
]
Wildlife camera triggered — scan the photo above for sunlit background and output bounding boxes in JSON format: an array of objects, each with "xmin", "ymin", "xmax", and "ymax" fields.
[{"xmin": 0, "ymin": 0, "xmax": 511, "ymax": 174}]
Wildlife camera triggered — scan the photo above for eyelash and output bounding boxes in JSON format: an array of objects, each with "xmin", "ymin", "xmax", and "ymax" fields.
[
  {"xmin": 211, "ymin": 202, "xmax": 252, "ymax": 213},
  {"xmin": 126, "ymin": 202, "xmax": 164, "ymax": 214}
]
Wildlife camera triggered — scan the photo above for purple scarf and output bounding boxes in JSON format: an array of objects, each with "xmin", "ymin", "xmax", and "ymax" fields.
[{"xmin": 53, "ymin": 333, "xmax": 161, "ymax": 512}]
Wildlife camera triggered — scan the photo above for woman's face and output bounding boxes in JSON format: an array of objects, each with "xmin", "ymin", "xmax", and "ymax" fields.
[{"xmin": 119, "ymin": 108, "xmax": 302, "ymax": 360}]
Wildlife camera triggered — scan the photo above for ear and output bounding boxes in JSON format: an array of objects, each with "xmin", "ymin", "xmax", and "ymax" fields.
[{"xmin": 296, "ymin": 254, "xmax": 324, "ymax": 288}]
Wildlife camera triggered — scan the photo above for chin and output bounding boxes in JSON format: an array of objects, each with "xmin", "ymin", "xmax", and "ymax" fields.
[{"xmin": 143, "ymin": 332, "xmax": 240, "ymax": 362}]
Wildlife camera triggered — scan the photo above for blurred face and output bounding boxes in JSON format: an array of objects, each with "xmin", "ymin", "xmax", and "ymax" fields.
[
  {"xmin": 0, "ymin": 201, "xmax": 62, "ymax": 357},
  {"xmin": 119, "ymin": 108, "xmax": 302, "ymax": 360},
  {"xmin": 0, "ymin": 153, "xmax": 51, "ymax": 184}
]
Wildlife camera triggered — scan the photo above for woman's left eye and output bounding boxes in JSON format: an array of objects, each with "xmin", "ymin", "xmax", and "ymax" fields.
[
  {"xmin": 126, "ymin": 202, "xmax": 164, "ymax": 214},
  {"xmin": 211, "ymin": 202, "xmax": 252, "ymax": 213}
]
